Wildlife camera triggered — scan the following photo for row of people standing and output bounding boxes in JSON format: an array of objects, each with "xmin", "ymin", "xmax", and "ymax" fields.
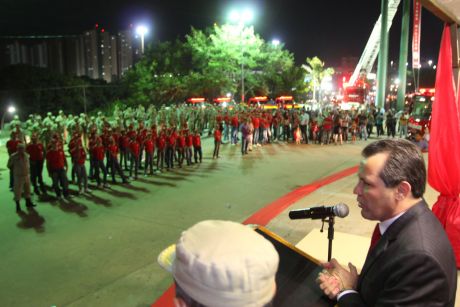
[{"xmin": 5, "ymin": 124, "xmax": 205, "ymax": 211}]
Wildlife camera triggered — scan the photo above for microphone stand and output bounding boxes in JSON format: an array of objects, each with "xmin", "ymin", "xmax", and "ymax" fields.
[{"xmin": 320, "ymin": 215, "xmax": 335, "ymax": 261}]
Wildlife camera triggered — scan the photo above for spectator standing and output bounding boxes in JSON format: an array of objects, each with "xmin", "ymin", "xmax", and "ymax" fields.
[
  {"xmin": 192, "ymin": 131, "xmax": 202, "ymax": 163},
  {"xmin": 8, "ymin": 143, "xmax": 35, "ymax": 211},
  {"xmin": 46, "ymin": 141, "xmax": 70, "ymax": 199},
  {"xmin": 300, "ymin": 109, "xmax": 310, "ymax": 144},
  {"xmin": 26, "ymin": 134, "xmax": 46, "ymax": 195},
  {"xmin": 6, "ymin": 132, "xmax": 21, "ymax": 191},
  {"xmin": 399, "ymin": 111, "xmax": 409, "ymax": 138},
  {"xmin": 213, "ymin": 125, "xmax": 222, "ymax": 159}
]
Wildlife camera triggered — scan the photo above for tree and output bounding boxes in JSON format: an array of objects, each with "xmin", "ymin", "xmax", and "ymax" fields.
[
  {"xmin": 302, "ymin": 57, "xmax": 334, "ymax": 102},
  {"xmin": 125, "ymin": 24, "xmax": 307, "ymax": 104}
]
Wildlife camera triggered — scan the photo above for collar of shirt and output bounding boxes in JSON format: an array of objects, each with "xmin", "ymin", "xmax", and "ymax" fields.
[{"xmin": 379, "ymin": 211, "xmax": 406, "ymax": 235}]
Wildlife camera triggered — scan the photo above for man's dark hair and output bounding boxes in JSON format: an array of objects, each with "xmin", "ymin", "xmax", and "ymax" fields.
[{"xmin": 362, "ymin": 139, "xmax": 426, "ymax": 198}]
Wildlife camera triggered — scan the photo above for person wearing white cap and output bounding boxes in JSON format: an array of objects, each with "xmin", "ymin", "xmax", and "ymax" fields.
[{"xmin": 158, "ymin": 220, "xmax": 280, "ymax": 307}]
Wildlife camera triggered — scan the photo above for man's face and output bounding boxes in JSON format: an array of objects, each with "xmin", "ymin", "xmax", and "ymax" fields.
[{"xmin": 353, "ymin": 153, "xmax": 397, "ymax": 221}]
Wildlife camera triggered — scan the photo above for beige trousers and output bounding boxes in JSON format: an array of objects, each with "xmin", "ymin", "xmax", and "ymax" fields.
[{"xmin": 14, "ymin": 176, "xmax": 31, "ymax": 202}]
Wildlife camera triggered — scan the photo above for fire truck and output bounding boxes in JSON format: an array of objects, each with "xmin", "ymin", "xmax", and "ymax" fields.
[
  {"xmin": 186, "ymin": 97, "xmax": 206, "ymax": 106},
  {"xmin": 340, "ymin": 85, "xmax": 367, "ymax": 110},
  {"xmin": 248, "ymin": 96, "xmax": 278, "ymax": 109},
  {"xmin": 275, "ymin": 96, "xmax": 302, "ymax": 109},
  {"xmin": 213, "ymin": 97, "xmax": 231, "ymax": 106},
  {"xmin": 407, "ymin": 88, "xmax": 435, "ymax": 134}
]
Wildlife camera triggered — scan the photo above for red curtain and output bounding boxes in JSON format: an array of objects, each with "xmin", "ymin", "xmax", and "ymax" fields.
[{"xmin": 428, "ymin": 25, "xmax": 460, "ymax": 267}]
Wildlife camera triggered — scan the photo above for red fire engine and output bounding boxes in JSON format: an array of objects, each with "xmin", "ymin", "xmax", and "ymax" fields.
[
  {"xmin": 248, "ymin": 96, "xmax": 278, "ymax": 109},
  {"xmin": 186, "ymin": 97, "xmax": 206, "ymax": 106},
  {"xmin": 275, "ymin": 96, "xmax": 302, "ymax": 109},
  {"xmin": 340, "ymin": 85, "xmax": 367, "ymax": 110},
  {"xmin": 407, "ymin": 88, "xmax": 435, "ymax": 134}
]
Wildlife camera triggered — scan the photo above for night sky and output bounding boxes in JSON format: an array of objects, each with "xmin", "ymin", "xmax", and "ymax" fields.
[{"xmin": 1, "ymin": 0, "xmax": 443, "ymax": 66}]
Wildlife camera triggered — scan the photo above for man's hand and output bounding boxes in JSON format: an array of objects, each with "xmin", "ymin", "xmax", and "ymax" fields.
[{"xmin": 316, "ymin": 258, "xmax": 359, "ymax": 300}]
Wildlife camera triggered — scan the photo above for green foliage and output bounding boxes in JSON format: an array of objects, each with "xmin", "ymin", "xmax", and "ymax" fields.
[
  {"xmin": 303, "ymin": 56, "xmax": 335, "ymax": 100},
  {"xmin": 125, "ymin": 23, "xmax": 306, "ymax": 103}
]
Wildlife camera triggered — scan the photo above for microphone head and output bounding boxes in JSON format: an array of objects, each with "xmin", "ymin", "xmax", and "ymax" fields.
[{"xmin": 333, "ymin": 203, "xmax": 349, "ymax": 218}]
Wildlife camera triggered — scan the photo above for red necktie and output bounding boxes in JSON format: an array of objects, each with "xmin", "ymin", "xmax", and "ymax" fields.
[{"xmin": 369, "ymin": 223, "xmax": 381, "ymax": 252}]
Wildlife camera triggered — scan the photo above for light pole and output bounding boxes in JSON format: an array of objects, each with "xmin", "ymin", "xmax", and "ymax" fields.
[
  {"xmin": 136, "ymin": 25, "xmax": 148, "ymax": 55},
  {"xmin": 229, "ymin": 9, "xmax": 253, "ymax": 103},
  {"xmin": 271, "ymin": 39, "xmax": 280, "ymax": 47},
  {"xmin": 1, "ymin": 105, "xmax": 16, "ymax": 130}
]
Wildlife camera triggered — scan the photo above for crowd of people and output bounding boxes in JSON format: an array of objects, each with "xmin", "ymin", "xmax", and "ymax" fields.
[{"xmin": 5, "ymin": 102, "xmax": 421, "ymax": 211}]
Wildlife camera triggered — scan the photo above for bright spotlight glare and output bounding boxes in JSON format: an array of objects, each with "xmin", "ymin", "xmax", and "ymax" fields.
[
  {"xmin": 242, "ymin": 9, "xmax": 253, "ymax": 22},
  {"xmin": 272, "ymin": 39, "xmax": 280, "ymax": 46},
  {"xmin": 7, "ymin": 106, "xmax": 16, "ymax": 113},
  {"xmin": 136, "ymin": 25, "xmax": 148, "ymax": 36},
  {"xmin": 229, "ymin": 10, "xmax": 240, "ymax": 22}
]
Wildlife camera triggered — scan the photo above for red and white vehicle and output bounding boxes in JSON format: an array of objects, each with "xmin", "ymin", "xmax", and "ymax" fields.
[
  {"xmin": 275, "ymin": 96, "xmax": 302, "ymax": 109},
  {"xmin": 186, "ymin": 97, "xmax": 206, "ymax": 106},
  {"xmin": 340, "ymin": 85, "xmax": 367, "ymax": 110},
  {"xmin": 248, "ymin": 96, "xmax": 278, "ymax": 109},
  {"xmin": 213, "ymin": 97, "xmax": 230, "ymax": 105},
  {"xmin": 407, "ymin": 88, "xmax": 435, "ymax": 134}
]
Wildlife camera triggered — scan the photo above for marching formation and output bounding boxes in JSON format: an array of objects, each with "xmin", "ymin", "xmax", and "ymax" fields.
[{"xmin": 6, "ymin": 102, "xmax": 406, "ymax": 212}]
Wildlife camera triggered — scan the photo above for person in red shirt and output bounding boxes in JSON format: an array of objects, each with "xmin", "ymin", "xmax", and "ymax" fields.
[
  {"xmin": 46, "ymin": 141, "xmax": 70, "ymax": 199},
  {"xmin": 119, "ymin": 130, "xmax": 130, "ymax": 171},
  {"xmin": 223, "ymin": 112, "xmax": 230, "ymax": 143},
  {"xmin": 143, "ymin": 132, "xmax": 155, "ymax": 175},
  {"xmin": 213, "ymin": 125, "xmax": 222, "ymax": 159},
  {"xmin": 87, "ymin": 131, "xmax": 98, "ymax": 180},
  {"xmin": 252, "ymin": 114, "xmax": 260, "ymax": 146},
  {"xmin": 92, "ymin": 137, "xmax": 109, "ymax": 188},
  {"xmin": 107, "ymin": 137, "xmax": 129, "ymax": 183},
  {"xmin": 6, "ymin": 132, "xmax": 21, "ymax": 191},
  {"xmin": 156, "ymin": 130, "xmax": 166, "ymax": 172},
  {"xmin": 322, "ymin": 113, "xmax": 334, "ymax": 145},
  {"xmin": 166, "ymin": 128, "xmax": 177, "ymax": 169},
  {"xmin": 137, "ymin": 123, "xmax": 147, "ymax": 170},
  {"xmin": 26, "ymin": 133, "xmax": 46, "ymax": 195},
  {"xmin": 193, "ymin": 130, "xmax": 202, "ymax": 163},
  {"xmin": 184, "ymin": 130, "xmax": 193, "ymax": 166},
  {"xmin": 176, "ymin": 130, "xmax": 186, "ymax": 168},
  {"xmin": 71, "ymin": 140, "xmax": 90, "ymax": 194},
  {"xmin": 129, "ymin": 134, "xmax": 140, "ymax": 179},
  {"xmin": 231, "ymin": 113, "xmax": 239, "ymax": 145},
  {"xmin": 68, "ymin": 131, "xmax": 82, "ymax": 184}
]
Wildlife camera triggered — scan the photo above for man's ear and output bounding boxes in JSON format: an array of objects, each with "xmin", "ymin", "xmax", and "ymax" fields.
[{"xmin": 396, "ymin": 181, "xmax": 412, "ymax": 200}]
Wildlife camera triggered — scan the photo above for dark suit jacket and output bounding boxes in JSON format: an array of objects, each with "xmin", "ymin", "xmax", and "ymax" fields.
[{"xmin": 339, "ymin": 201, "xmax": 457, "ymax": 307}]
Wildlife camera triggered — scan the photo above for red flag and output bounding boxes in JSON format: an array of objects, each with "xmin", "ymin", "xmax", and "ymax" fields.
[{"xmin": 428, "ymin": 25, "xmax": 460, "ymax": 267}]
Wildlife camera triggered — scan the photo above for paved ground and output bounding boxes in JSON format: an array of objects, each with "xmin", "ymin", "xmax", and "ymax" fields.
[{"xmin": 0, "ymin": 136, "xmax": 458, "ymax": 307}]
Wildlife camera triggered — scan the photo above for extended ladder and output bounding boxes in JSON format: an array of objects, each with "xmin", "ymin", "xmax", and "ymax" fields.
[{"xmin": 348, "ymin": 0, "xmax": 401, "ymax": 86}]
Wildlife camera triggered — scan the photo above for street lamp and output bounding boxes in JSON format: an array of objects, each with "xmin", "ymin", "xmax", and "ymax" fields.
[
  {"xmin": 136, "ymin": 25, "xmax": 149, "ymax": 54},
  {"xmin": 428, "ymin": 59, "xmax": 433, "ymax": 67},
  {"xmin": 271, "ymin": 39, "xmax": 280, "ymax": 47},
  {"xmin": 1, "ymin": 105, "xmax": 16, "ymax": 130},
  {"xmin": 228, "ymin": 8, "xmax": 254, "ymax": 103}
]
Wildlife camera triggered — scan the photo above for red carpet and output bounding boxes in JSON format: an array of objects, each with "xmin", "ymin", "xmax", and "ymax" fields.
[{"xmin": 152, "ymin": 165, "xmax": 359, "ymax": 307}]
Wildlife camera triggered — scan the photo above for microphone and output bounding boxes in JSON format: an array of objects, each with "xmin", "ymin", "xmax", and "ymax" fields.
[{"xmin": 289, "ymin": 203, "xmax": 349, "ymax": 220}]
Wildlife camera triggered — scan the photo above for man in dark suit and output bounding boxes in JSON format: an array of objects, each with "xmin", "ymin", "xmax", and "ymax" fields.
[{"xmin": 317, "ymin": 139, "xmax": 457, "ymax": 306}]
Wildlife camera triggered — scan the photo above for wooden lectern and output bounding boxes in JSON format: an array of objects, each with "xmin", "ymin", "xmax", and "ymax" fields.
[{"xmin": 255, "ymin": 226, "xmax": 336, "ymax": 307}]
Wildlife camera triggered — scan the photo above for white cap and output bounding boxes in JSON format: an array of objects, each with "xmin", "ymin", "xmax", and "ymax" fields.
[{"xmin": 158, "ymin": 220, "xmax": 279, "ymax": 307}]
